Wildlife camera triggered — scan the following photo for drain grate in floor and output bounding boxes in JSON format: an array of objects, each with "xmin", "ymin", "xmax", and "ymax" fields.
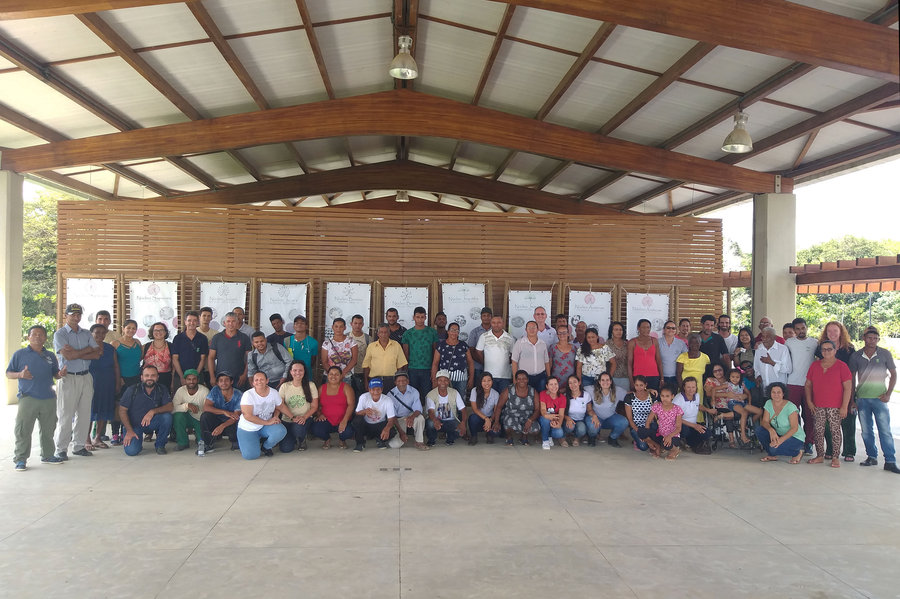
[{"xmin": 379, "ymin": 467, "xmax": 412, "ymax": 471}]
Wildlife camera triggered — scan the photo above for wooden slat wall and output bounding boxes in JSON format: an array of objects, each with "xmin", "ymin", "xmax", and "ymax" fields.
[{"xmin": 57, "ymin": 202, "xmax": 723, "ymax": 337}]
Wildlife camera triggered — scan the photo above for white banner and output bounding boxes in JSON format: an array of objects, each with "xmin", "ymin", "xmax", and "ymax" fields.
[
  {"xmin": 507, "ymin": 290, "xmax": 552, "ymax": 340},
  {"xmin": 128, "ymin": 280, "xmax": 178, "ymax": 342},
  {"xmin": 568, "ymin": 290, "xmax": 612, "ymax": 340},
  {"xmin": 383, "ymin": 286, "xmax": 429, "ymax": 330},
  {"xmin": 325, "ymin": 282, "xmax": 372, "ymax": 340},
  {"xmin": 259, "ymin": 283, "xmax": 308, "ymax": 337},
  {"xmin": 65, "ymin": 278, "xmax": 115, "ymax": 327},
  {"xmin": 626, "ymin": 292, "xmax": 670, "ymax": 339},
  {"xmin": 441, "ymin": 283, "xmax": 486, "ymax": 343},
  {"xmin": 200, "ymin": 282, "xmax": 247, "ymax": 332}
]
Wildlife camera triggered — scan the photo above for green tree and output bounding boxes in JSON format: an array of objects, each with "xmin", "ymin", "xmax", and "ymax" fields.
[{"xmin": 796, "ymin": 235, "xmax": 900, "ymax": 265}]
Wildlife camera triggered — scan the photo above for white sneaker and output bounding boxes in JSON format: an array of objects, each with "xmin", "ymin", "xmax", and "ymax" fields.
[
  {"xmin": 549, "ymin": 438, "xmax": 554, "ymax": 447},
  {"xmin": 542, "ymin": 440, "xmax": 552, "ymax": 450}
]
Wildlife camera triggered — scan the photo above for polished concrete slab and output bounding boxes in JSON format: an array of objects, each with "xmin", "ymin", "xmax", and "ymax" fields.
[{"xmin": 1, "ymin": 403, "xmax": 898, "ymax": 599}]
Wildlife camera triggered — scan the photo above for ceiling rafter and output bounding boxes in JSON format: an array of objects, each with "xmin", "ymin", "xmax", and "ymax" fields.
[
  {"xmin": 32, "ymin": 170, "xmax": 117, "ymax": 200},
  {"xmin": 155, "ymin": 160, "xmax": 619, "ymax": 214},
  {"xmin": 577, "ymin": 171, "xmax": 628, "ymax": 201},
  {"xmin": 0, "ymin": 0, "xmax": 185, "ymax": 19},
  {"xmin": 490, "ymin": 22, "xmax": 617, "ymax": 180},
  {"xmin": 489, "ymin": 0, "xmax": 899, "ymax": 81},
  {"xmin": 791, "ymin": 130, "xmax": 819, "ymax": 170}
]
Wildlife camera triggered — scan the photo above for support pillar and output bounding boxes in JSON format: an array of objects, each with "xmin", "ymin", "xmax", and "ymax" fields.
[
  {"xmin": 751, "ymin": 193, "xmax": 796, "ymax": 333},
  {"xmin": 1, "ymin": 170, "xmax": 24, "ymax": 404}
]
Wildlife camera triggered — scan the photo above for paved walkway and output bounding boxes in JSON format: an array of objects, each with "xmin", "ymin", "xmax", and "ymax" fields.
[{"xmin": 1, "ymin": 404, "xmax": 898, "ymax": 599}]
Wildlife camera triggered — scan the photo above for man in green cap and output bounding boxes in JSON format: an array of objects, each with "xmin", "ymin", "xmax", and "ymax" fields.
[{"xmin": 170, "ymin": 369, "xmax": 209, "ymax": 451}]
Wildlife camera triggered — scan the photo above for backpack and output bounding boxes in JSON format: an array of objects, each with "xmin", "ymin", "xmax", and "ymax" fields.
[{"xmin": 251, "ymin": 342, "xmax": 286, "ymax": 372}]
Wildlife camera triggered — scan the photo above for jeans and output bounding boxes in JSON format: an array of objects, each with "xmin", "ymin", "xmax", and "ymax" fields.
[
  {"xmin": 310, "ymin": 419, "xmax": 355, "ymax": 441},
  {"xmin": 200, "ymin": 412, "xmax": 239, "ymax": 447},
  {"xmin": 493, "ymin": 378, "xmax": 511, "ymax": 394},
  {"xmin": 527, "ymin": 372, "xmax": 547, "ymax": 393},
  {"xmin": 351, "ymin": 415, "xmax": 394, "ymax": 445},
  {"xmin": 408, "ymin": 368, "xmax": 432, "ymax": 398},
  {"xmin": 351, "ymin": 374, "xmax": 367, "ymax": 400},
  {"xmin": 539, "ymin": 416, "xmax": 565, "ymax": 441},
  {"xmin": 564, "ymin": 416, "xmax": 599, "ymax": 439},
  {"xmin": 581, "ymin": 375, "xmax": 596, "ymax": 388},
  {"xmin": 629, "ymin": 428, "xmax": 648, "ymax": 451},
  {"xmin": 124, "ymin": 413, "xmax": 173, "ymax": 456},
  {"xmin": 638, "ymin": 422, "xmax": 681, "ymax": 448},
  {"xmin": 755, "ymin": 425, "xmax": 805, "ymax": 457},
  {"xmin": 641, "ymin": 376, "xmax": 660, "ymax": 392},
  {"xmin": 280, "ymin": 420, "xmax": 310, "ymax": 452},
  {"xmin": 597, "ymin": 414, "xmax": 629, "ymax": 440},
  {"xmin": 857, "ymin": 397, "xmax": 896, "ymax": 463},
  {"xmin": 450, "ymin": 379, "xmax": 468, "ymax": 402},
  {"xmin": 680, "ymin": 422, "xmax": 711, "ymax": 448},
  {"xmin": 236, "ymin": 423, "xmax": 287, "ymax": 460},
  {"xmin": 663, "ymin": 376, "xmax": 677, "ymax": 386},
  {"xmin": 467, "ymin": 413, "xmax": 499, "ymax": 442},
  {"xmin": 425, "ymin": 418, "xmax": 459, "ymax": 444}
]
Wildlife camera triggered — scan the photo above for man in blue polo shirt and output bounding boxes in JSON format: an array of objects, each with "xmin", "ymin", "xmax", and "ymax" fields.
[
  {"xmin": 6, "ymin": 325, "xmax": 67, "ymax": 471},
  {"xmin": 119, "ymin": 365, "xmax": 174, "ymax": 456},
  {"xmin": 53, "ymin": 303, "xmax": 102, "ymax": 460},
  {"xmin": 199, "ymin": 371, "xmax": 244, "ymax": 453}
]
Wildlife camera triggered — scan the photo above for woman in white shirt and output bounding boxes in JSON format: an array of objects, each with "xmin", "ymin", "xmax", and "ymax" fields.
[
  {"xmin": 673, "ymin": 377, "xmax": 712, "ymax": 454},
  {"xmin": 590, "ymin": 372, "xmax": 629, "ymax": 447},
  {"xmin": 236, "ymin": 372, "xmax": 291, "ymax": 460},
  {"xmin": 562, "ymin": 375, "xmax": 598, "ymax": 446}
]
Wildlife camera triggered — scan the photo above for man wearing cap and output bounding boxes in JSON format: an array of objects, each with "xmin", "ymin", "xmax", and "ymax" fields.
[
  {"xmin": 362, "ymin": 324, "xmax": 408, "ymax": 392},
  {"xmin": 52, "ymin": 303, "xmax": 102, "ymax": 459},
  {"xmin": 172, "ymin": 311, "xmax": 209, "ymax": 390},
  {"xmin": 351, "ymin": 378, "xmax": 397, "ymax": 452},
  {"xmin": 171, "ymin": 370, "xmax": 208, "ymax": 451},
  {"xmin": 119, "ymin": 365, "xmax": 174, "ymax": 456},
  {"xmin": 469, "ymin": 307, "xmax": 493, "ymax": 383},
  {"xmin": 425, "ymin": 370, "xmax": 467, "ymax": 446},
  {"xmin": 200, "ymin": 372, "xmax": 243, "ymax": 453},
  {"xmin": 849, "ymin": 326, "xmax": 899, "ymax": 474},
  {"xmin": 7, "ymin": 325, "xmax": 67, "ymax": 471},
  {"xmin": 247, "ymin": 331, "xmax": 291, "ymax": 388},
  {"xmin": 266, "ymin": 313, "xmax": 293, "ymax": 348},
  {"xmin": 387, "ymin": 371, "xmax": 428, "ymax": 450}
]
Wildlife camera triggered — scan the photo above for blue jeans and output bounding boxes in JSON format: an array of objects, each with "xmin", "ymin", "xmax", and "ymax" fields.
[
  {"xmin": 236, "ymin": 423, "xmax": 287, "ymax": 460},
  {"xmin": 408, "ymin": 368, "xmax": 432, "ymax": 398},
  {"xmin": 467, "ymin": 413, "xmax": 499, "ymax": 441},
  {"xmin": 857, "ymin": 397, "xmax": 896, "ymax": 463},
  {"xmin": 492, "ymin": 378, "xmax": 511, "ymax": 394},
  {"xmin": 663, "ymin": 376, "xmax": 677, "ymax": 386},
  {"xmin": 425, "ymin": 418, "xmax": 459, "ymax": 444},
  {"xmin": 564, "ymin": 416, "xmax": 599, "ymax": 439},
  {"xmin": 755, "ymin": 426, "xmax": 805, "ymax": 457},
  {"xmin": 527, "ymin": 372, "xmax": 547, "ymax": 393},
  {"xmin": 629, "ymin": 428, "xmax": 648, "ymax": 451},
  {"xmin": 310, "ymin": 419, "xmax": 355, "ymax": 441},
  {"xmin": 450, "ymin": 379, "xmax": 468, "ymax": 401},
  {"xmin": 124, "ymin": 413, "xmax": 173, "ymax": 456},
  {"xmin": 598, "ymin": 414, "xmax": 629, "ymax": 440},
  {"xmin": 539, "ymin": 416, "xmax": 565, "ymax": 441},
  {"xmin": 581, "ymin": 375, "xmax": 596, "ymax": 388},
  {"xmin": 279, "ymin": 420, "xmax": 309, "ymax": 452}
]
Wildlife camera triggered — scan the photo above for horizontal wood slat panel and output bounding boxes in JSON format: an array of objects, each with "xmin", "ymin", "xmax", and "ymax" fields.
[{"xmin": 58, "ymin": 202, "xmax": 723, "ymax": 337}]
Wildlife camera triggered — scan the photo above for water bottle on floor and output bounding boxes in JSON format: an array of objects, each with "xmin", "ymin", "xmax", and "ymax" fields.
[{"xmin": 197, "ymin": 439, "xmax": 206, "ymax": 457}]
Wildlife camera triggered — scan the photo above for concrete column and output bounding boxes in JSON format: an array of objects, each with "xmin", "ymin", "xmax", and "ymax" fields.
[
  {"xmin": 1, "ymin": 170, "xmax": 25, "ymax": 404},
  {"xmin": 751, "ymin": 193, "xmax": 796, "ymax": 332}
]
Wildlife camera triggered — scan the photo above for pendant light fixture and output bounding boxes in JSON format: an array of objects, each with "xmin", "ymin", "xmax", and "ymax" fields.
[
  {"xmin": 722, "ymin": 111, "xmax": 753, "ymax": 153},
  {"xmin": 389, "ymin": 35, "xmax": 418, "ymax": 80}
]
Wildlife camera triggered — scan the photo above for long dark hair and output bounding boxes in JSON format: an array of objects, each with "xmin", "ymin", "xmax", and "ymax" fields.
[
  {"xmin": 288, "ymin": 359, "xmax": 313, "ymax": 402},
  {"xmin": 580, "ymin": 327, "xmax": 600, "ymax": 358},
  {"xmin": 475, "ymin": 372, "xmax": 493, "ymax": 409},
  {"xmin": 737, "ymin": 326, "xmax": 754, "ymax": 349},
  {"xmin": 608, "ymin": 321, "xmax": 625, "ymax": 342}
]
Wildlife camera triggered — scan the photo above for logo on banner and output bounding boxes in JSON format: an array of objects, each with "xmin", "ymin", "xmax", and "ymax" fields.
[
  {"xmin": 147, "ymin": 283, "xmax": 160, "ymax": 296},
  {"xmin": 584, "ymin": 293, "xmax": 595, "ymax": 305}
]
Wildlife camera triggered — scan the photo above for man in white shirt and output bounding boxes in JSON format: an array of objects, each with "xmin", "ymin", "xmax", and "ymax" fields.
[
  {"xmin": 386, "ymin": 372, "xmax": 428, "ymax": 450},
  {"xmin": 533, "ymin": 306, "xmax": 558, "ymax": 347},
  {"xmin": 511, "ymin": 320, "xmax": 550, "ymax": 392},
  {"xmin": 474, "ymin": 316, "xmax": 514, "ymax": 393},
  {"xmin": 425, "ymin": 370, "xmax": 467, "ymax": 446},
  {"xmin": 754, "ymin": 327, "xmax": 793, "ymax": 389},
  {"xmin": 785, "ymin": 317, "xmax": 818, "ymax": 452},
  {"xmin": 351, "ymin": 378, "xmax": 397, "ymax": 452}
]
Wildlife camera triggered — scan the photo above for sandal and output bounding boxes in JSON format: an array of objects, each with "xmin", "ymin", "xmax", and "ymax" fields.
[
  {"xmin": 559, "ymin": 439, "xmax": 569, "ymax": 448},
  {"xmin": 321, "ymin": 439, "xmax": 331, "ymax": 450},
  {"xmin": 91, "ymin": 439, "xmax": 110, "ymax": 449},
  {"xmin": 844, "ymin": 456, "xmax": 855, "ymax": 462},
  {"xmin": 339, "ymin": 441, "xmax": 348, "ymax": 449},
  {"xmin": 572, "ymin": 438, "xmax": 580, "ymax": 447},
  {"xmin": 666, "ymin": 448, "xmax": 681, "ymax": 461},
  {"xmin": 830, "ymin": 458, "xmax": 841, "ymax": 468}
]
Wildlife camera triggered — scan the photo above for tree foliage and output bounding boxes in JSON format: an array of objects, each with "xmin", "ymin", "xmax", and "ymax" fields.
[{"xmin": 796, "ymin": 235, "xmax": 900, "ymax": 265}]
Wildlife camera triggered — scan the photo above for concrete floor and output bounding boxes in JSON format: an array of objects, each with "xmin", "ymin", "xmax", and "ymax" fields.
[{"xmin": 1, "ymin": 403, "xmax": 899, "ymax": 599}]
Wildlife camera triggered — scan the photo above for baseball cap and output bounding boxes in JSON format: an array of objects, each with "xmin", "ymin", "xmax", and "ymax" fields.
[
  {"xmin": 65, "ymin": 303, "xmax": 84, "ymax": 314},
  {"xmin": 183, "ymin": 369, "xmax": 200, "ymax": 377},
  {"xmin": 435, "ymin": 369, "xmax": 451, "ymax": 380},
  {"xmin": 368, "ymin": 377, "xmax": 383, "ymax": 388}
]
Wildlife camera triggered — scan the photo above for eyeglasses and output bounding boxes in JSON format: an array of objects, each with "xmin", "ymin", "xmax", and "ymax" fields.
[
  {"xmin": 664, "ymin": 326, "xmax": 676, "ymax": 330},
  {"xmin": 821, "ymin": 347, "xmax": 835, "ymax": 352}
]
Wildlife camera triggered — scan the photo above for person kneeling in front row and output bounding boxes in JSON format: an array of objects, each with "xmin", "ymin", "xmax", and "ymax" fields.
[
  {"xmin": 120, "ymin": 365, "xmax": 173, "ymax": 456},
  {"xmin": 236, "ymin": 372, "xmax": 290, "ymax": 459},
  {"xmin": 352, "ymin": 378, "xmax": 397, "ymax": 452},
  {"xmin": 425, "ymin": 370, "xmax": 468, "ymax": 446}
]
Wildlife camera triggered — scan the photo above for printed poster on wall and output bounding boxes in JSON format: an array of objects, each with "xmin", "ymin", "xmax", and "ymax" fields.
[
  {"xmin": 259, "ymin": 283, "xmax": 308, "ymax": 337},
  {"xmin": 324, "ymin": 282, "xmax": 372, "ymax": 340},
  {"xmin": 128, "ymin": 280, "xmax": 178, "ymax": 342},
  {"xmin": 65, "ymin": 278, "xmax": 115, "ymax": 327},
  {"xmin": 568, "ymin": 290, "xmax": 612, "ymax": 340},
  {"xmin": 441, "ymin": 283, "xmax": 486, "ymax": 343},
  {"xmin": 200, "ymin": 282, "xmax": 248, "ymax": 332},
  {"xmin": 507, "ymin": 290, "xmax": 552, "ymax": 340},
  {"xmin": 383, "ymin": 286, "xmax": 429, "ymax": 330},
  {"xmin": 626, "ymin": 292, "xmax": 670, "ymax": 339}
]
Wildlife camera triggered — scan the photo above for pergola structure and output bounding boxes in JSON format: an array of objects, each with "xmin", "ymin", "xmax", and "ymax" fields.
[{"xmin": 1, "ymin": 0, "xmax": 898, "ymax": 399}]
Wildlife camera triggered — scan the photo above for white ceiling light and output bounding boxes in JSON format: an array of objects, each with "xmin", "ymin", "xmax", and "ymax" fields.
[
  {"xmin": 389, "ymin": 35, "xmax": 418, "ymax": 80},
  {"xmin": 722, "ymin": 112, "xmax": 753, "ymax": 153}
]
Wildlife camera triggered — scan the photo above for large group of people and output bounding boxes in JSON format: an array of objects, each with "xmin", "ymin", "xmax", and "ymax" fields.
[{"xmin": 7, "ymin": 302, "xmax": 898, "ymax": 475}]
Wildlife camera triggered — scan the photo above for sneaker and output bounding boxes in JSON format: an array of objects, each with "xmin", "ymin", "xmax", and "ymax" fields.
[
  {"xmin": 41, "ymin": 456, "xmax": 64, "ymax": 465},
  {"xmin": 299, "ymin": 441, "xmax": 308, "ymax": 451},
  {"xmin": 353, "ymin": 443, "xmax": 366, "ymax": 453},
  {"xmin": 262, "ymin": 448, "xmax": 273, "ymax": 457},
  {"xmin": 505, "ymin": 438, "xmax": 515, "ymax": 446},
  {"xmin": 56, "ymin": 451, "xmax": 68, "ymax": 461},
  {"xmin": 72, "ymin": 448, "xmax": 93, "ymax": 457},
  {"xmin": 196, "ymin": 440, "xmax": 206, "ymax": 457},
  {"xmin": 542, "ymin": 440, "xmax": 552, "ymax": 450},
  {"xmin": 885, "ymin": 463, "xmax": 900, "ymax": 474},
  {"xmin": 110, "ymin": 435, "xmax": 122, "ymax": 446},
  {"xmin": 486, "ymin": 435, "xmax": 494, "ymax": 445},
  {"xmin": 548, "ymin": 438, "xmax": 554, "ymax": 447},
  {"xmin": 607, "ymin": 437, "xmax": 621, "ymax": 448},
  {"xmin": 155, "ymin": 447, "xmax": 167, "ymax": 455},
  {"xmin": 376, "ymin": 440, "xmax": 387, "ymax": 449},
  {"xmin": 803, "ymin": 443, "xmax": 813, "ymax": 456},
  {"xmin": 231, "ymin": 442, "xmax": 240, "ymax": 451},
  {"xmin": 445, "ymin": 439, "xmax": 455, "ymax": 446},
  {"xmin": 860, "ymin": 457, "xmax": 878, "ymax": 467},
  {"xmin": 14, "ymin": 461, "xmax": 26, "ymax": 472}
]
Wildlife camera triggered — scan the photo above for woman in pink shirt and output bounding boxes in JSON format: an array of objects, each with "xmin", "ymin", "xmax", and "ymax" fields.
[{"xmin": 538, "ymin": 376, "xmax": 566, "ymax": 450}]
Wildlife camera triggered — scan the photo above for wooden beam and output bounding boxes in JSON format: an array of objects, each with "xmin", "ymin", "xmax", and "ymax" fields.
[
  {"xmin": 163, "ymin": 160, "xmax": 620, "ymax": 214},
  {"xmin": 30, "ymin": 171, "xmax": 116, "ymax": 200},
  {"xmin": 0, "ymin": 0, "xmax": 185, "ymax": 19},
  {"xmin": 2, "ymin": 90, "xmax": 784, "ymax": 194},
  {"xmin": 621, "ymin": 180, "xmax": 684, "ymax": 211},
  {"xmin": 578, "ymin": 171, "xmax": 627, "ymax": 200},
  {"xmin": 489, "ymin": 0, "xmax": 899, "ymax": 81},
  {"xmin": 670, "ymin": 190, "xmax": 745, "ymax": 217},
  {"xmin": 355, "ymin": 196, "xmax": 471, "ymax": 212},
  {"xmin": 783, "ymin": 134, "xmax": 900, "ymax": 181},
  {"xmin": 796, "ymin": 264, "xmax": 900, "ymax": 285},
  {"xmin": 791, "ymin": 130, "xmax": 819, "ymax": 169}
]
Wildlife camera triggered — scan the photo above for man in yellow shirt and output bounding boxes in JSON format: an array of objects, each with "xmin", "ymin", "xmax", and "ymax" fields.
[{"xmin": 362, "ymin": 324, "xmax": 408, "ymax": 392}]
